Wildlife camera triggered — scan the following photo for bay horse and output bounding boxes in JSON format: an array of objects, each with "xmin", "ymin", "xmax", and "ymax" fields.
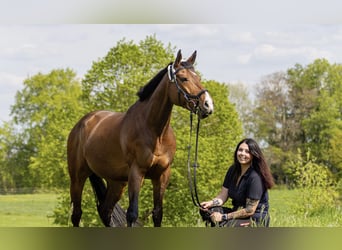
[{"xmin": 67, "ymin": 50, "xmax": 214, "ymax": 227}]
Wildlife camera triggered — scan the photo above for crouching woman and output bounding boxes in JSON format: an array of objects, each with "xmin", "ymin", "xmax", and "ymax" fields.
[{"xmin": 200, "ymin": 138, "xmax": 275, "ymax": 227}]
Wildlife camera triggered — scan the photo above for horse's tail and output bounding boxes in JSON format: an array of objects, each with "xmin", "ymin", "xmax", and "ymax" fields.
[
  {"xmin": 88, "ymin": 174, "xmax": 133, "ymax": 227},
  {"xmin": 88, "ymin": 173, "xmax": 106, "ymax": 209}
]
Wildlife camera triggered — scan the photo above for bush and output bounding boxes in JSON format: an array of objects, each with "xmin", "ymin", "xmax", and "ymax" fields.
[{"xmin": 286, "ymin": 149, "xmax": 339, "ymax": 216}]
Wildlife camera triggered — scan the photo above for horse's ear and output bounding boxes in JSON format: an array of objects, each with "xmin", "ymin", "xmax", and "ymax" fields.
[
  {"xmin": 174, "ymin": 49, "xmax": 182, "ymax": 67},
  {"xmin": 187, "ymin": 50, "xmax": 197, "ymax": 65}
]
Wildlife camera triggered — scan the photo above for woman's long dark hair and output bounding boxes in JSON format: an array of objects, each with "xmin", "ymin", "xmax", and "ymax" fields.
[{"xmin": 231, "ymin": 138, "xmax": 274, "ymax": 189}]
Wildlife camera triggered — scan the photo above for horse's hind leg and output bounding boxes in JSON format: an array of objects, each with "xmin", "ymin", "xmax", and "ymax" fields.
[
  {"xmin": 98, "ymin": 180, "xmax": 126, "ymax": 227},
  {"xmin": 70, "ymin": 175, "xmax": 87, "ymax": 227}
]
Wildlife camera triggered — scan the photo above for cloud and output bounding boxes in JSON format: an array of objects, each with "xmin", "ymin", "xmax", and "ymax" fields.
[
  {"xmin": 0, "ymin": 43, "xmax": 59, "ymax": 61},
  {"xmin": 254, "ymin": 44, "xmax": 276, "ymax": 56},
  {"xmin": 0, "ymin": 72, "xmax": 24, "ymax": 122},
  {"xmin": 237, "ymin": 54, "xmax": 252, "ymax": 64},
  {"xmin": 229, "ymin": 32, "xmax": 256, "ymax": 44},
  {"xmin": 1, "ymin": 24, "xmax": 342, "ymax": 124},
  {"xmin": 0, "ymin": 72, "xmax": 24, "ymax": 91},
  {"xmin": 253, "ymin": 44, "xmax": 333, "ymax": 62}
]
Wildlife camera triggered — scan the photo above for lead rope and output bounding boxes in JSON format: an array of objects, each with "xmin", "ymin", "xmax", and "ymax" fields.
[
  {"xmin": 187, "ymin": 112, "xmax": 204, "ymax": 208},
  {"xmin": 188, "ymin": 113, "xmax": 220, "ymax": 227}
]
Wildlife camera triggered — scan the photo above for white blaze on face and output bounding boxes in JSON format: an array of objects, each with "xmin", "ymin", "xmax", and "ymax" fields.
[{"xmin": 204, "ymin": 91, "xmax": 214, "ymax": 114}]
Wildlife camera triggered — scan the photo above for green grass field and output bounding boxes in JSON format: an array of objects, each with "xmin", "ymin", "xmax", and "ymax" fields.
[
  {"xmin": 0, "ymin": 193, "xmax": 59, "ymax": 227},
  {"xmin": 0, "ymin": 189, "xmax": 341, "ymax": 227},
  {"xmin": 269, "ymin": 188, "xmax": 342, "ymax": 227}
]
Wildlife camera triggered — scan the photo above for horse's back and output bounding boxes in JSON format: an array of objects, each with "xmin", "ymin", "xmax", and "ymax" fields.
[{"xmin": 68, "ymin": 111, "xmax": 119, "ymax": 148}]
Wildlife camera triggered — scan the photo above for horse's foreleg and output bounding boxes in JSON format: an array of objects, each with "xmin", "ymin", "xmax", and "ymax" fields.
[
  {"xmin": 151, "ymin": 167, "xmax": 171, "ymax": 227},
  {"xmin": 126, "ymin": 165, "xmax": 144, "ymax": 227}
]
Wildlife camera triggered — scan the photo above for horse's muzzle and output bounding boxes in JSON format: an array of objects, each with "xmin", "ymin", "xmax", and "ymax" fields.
[{"xmin": 198, "ymin": 92, "xmax": 214, "ymax": 119}]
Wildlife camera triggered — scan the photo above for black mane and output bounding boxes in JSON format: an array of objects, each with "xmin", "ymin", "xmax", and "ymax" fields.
[{"xmin": 137, "ymin": 63, "xmax": 171, "ymax": 101}]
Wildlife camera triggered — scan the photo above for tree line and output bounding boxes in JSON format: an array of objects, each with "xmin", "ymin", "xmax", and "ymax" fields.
[
  {"xmin": 249, "ymin": 59, "xmax": 342, "ymax": 185},
  {"xmin": 0, "ymin": 35, "xmax": 340, "ymax": 225}
]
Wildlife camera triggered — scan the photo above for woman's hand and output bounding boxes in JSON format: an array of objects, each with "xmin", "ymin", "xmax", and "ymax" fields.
[
  {"xmin": 200, "ymin": 200, "xmax": 213, "ymax": 211},
  {"xmin": 210, "ymin": 212, "xmax": 223, "ymax": 223},
  {"xmin": 200, "ymin": 198, "xmax": 223, "ymax": 211}
]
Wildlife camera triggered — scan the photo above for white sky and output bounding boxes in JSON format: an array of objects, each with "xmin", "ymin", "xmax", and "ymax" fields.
[{"xmin": 1, "ymin": 0, "xmax": 342, "ymax": 124}]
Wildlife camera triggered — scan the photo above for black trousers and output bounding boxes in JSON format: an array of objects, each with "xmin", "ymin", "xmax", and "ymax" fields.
[{"xmin": 199, "ymin": 206, "xmax": 270, "ymax": 227}]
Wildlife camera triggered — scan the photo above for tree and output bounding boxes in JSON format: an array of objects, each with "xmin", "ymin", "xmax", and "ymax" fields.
[
  {"xmin": 227, "ymin": 82, "xmax": 254, "ymax": 137},
  {"xmin": 327, "ymin": 124, "xmax": 342, "ymax": 178},
  {"xmin": 287, "ymin": 59, "xmax": 342, "ymax": 176},
  {"xmin": 252, "ymin": 59, "xmax": 342, "ymax": 184},
  {"xmin": 252, "ymin": 71, "xmax": 295, "ymax": 183},
  {"xmin": 82, "ymin": 35, "xmax": 175, "ymax": 111},
  {"xmin": 0, "ymin": 122, "xmax": 33, "ymax": 192},
  {"xmin": 10, "ymin": 68, "xmax": 83, "ymax": 189}
]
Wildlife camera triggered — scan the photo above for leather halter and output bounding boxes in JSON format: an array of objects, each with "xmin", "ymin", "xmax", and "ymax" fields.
[
  {"xmin": 168, "ymin": 63, "xmax": 205, "ymax": 208},
  {"xmin": 167, "ymin": 63, "xmax": 207, "ymax": 113}
]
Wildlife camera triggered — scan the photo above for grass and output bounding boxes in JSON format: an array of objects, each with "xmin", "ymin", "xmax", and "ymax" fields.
[
  {"xmin": 0, "ymin": 193, "xmax": 59, "ymax": 227},
  {"xmin": 0, "ymin": 188, "xmax": 341, "ymax": 227},
  {"xmin": 269, "ymin": 187, "xmax": 342, "ymax": 227}
]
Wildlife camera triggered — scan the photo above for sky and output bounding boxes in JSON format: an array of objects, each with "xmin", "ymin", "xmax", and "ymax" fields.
[
  {"xmin": 2, "ymin": 24, "xmax": 342, "ymax": 123},
  {"xmin": 2, "ymin": 23, "xmax": 342, "ymax": 124}
]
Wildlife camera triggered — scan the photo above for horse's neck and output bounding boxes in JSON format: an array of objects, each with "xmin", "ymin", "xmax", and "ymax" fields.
[{"xmin": 140, "ymin": 78, "xmax": 173, "ymax": 136}]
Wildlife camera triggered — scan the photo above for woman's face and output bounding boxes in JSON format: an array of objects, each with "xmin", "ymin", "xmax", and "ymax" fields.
[{"xmin": 237, "ymin": 142, "xmax": 253, "ymax": 167}]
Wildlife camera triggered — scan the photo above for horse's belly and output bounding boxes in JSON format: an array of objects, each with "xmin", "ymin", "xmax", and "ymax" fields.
[{"xmin": 86, "ymin": 154, "xmax": 129, "ymax": 181}]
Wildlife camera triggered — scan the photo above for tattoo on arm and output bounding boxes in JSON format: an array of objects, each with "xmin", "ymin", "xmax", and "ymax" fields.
[{"xmin": 228, "ymin": 198, "xmax": 259, "ymax": 219}]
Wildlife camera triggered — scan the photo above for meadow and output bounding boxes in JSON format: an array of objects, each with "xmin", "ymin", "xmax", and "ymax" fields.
[
  {"xmin": 269, "ymin": 188, "xmax": 342, "ymax": 227},
  {"xmin": 0, "ymin": 193, "xmax": 58, "ymax": 227},
  {"xmin": 0, "ymin": 188, "xmax": 341, "ymax": 227}
]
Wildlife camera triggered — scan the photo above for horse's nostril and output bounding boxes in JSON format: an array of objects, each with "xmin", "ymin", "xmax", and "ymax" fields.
[
  {"xmin": 204, "ymin": 101, "xmax": 210, "ymax": 109},
  {"xmin": 203, "ymin": 100, "xmax": 213, "ymax": 114}
]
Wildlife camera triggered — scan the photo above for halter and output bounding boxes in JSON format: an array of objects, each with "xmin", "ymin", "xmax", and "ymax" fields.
[
  {"xmin": 167, "ymin": 63, "xmax": 208, "ymax": 114},
  {"xmin": 168, "ymin": 62, "xmax": 205, "ymax": 208}
]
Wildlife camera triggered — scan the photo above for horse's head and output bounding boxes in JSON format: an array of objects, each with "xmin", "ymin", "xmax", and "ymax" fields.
[{"xmin": 168, "ymin": 50, "xmax": 214, "ymax": 119}]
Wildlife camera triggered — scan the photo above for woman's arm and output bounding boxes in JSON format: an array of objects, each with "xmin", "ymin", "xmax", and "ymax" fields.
[
  {"xmin": 226, "ymin": 198, "xmax": 259, "ymax": 219},
  {"xmin": 200, "ymin": 187, "xmax": 229, "ymax": 209},
  {"xmin": 210, "ymin": 198, "xmax": 260, "ymax": 222}
]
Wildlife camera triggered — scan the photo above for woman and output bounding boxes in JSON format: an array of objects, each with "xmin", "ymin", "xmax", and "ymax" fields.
[{"xmin": 200, "ymin": 138, "xmax": 275, "ymax": 227}]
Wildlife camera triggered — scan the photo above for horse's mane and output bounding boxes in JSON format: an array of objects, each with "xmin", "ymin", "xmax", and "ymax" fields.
[{"xmin": 137, "ymin": 63, "xmax": 171, "ymax": 101}]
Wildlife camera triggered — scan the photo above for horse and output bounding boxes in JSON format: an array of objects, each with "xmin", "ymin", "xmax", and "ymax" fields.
[{"xmin": 67, "ymin": 50, "xmax": 214, "ymax": 227}]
